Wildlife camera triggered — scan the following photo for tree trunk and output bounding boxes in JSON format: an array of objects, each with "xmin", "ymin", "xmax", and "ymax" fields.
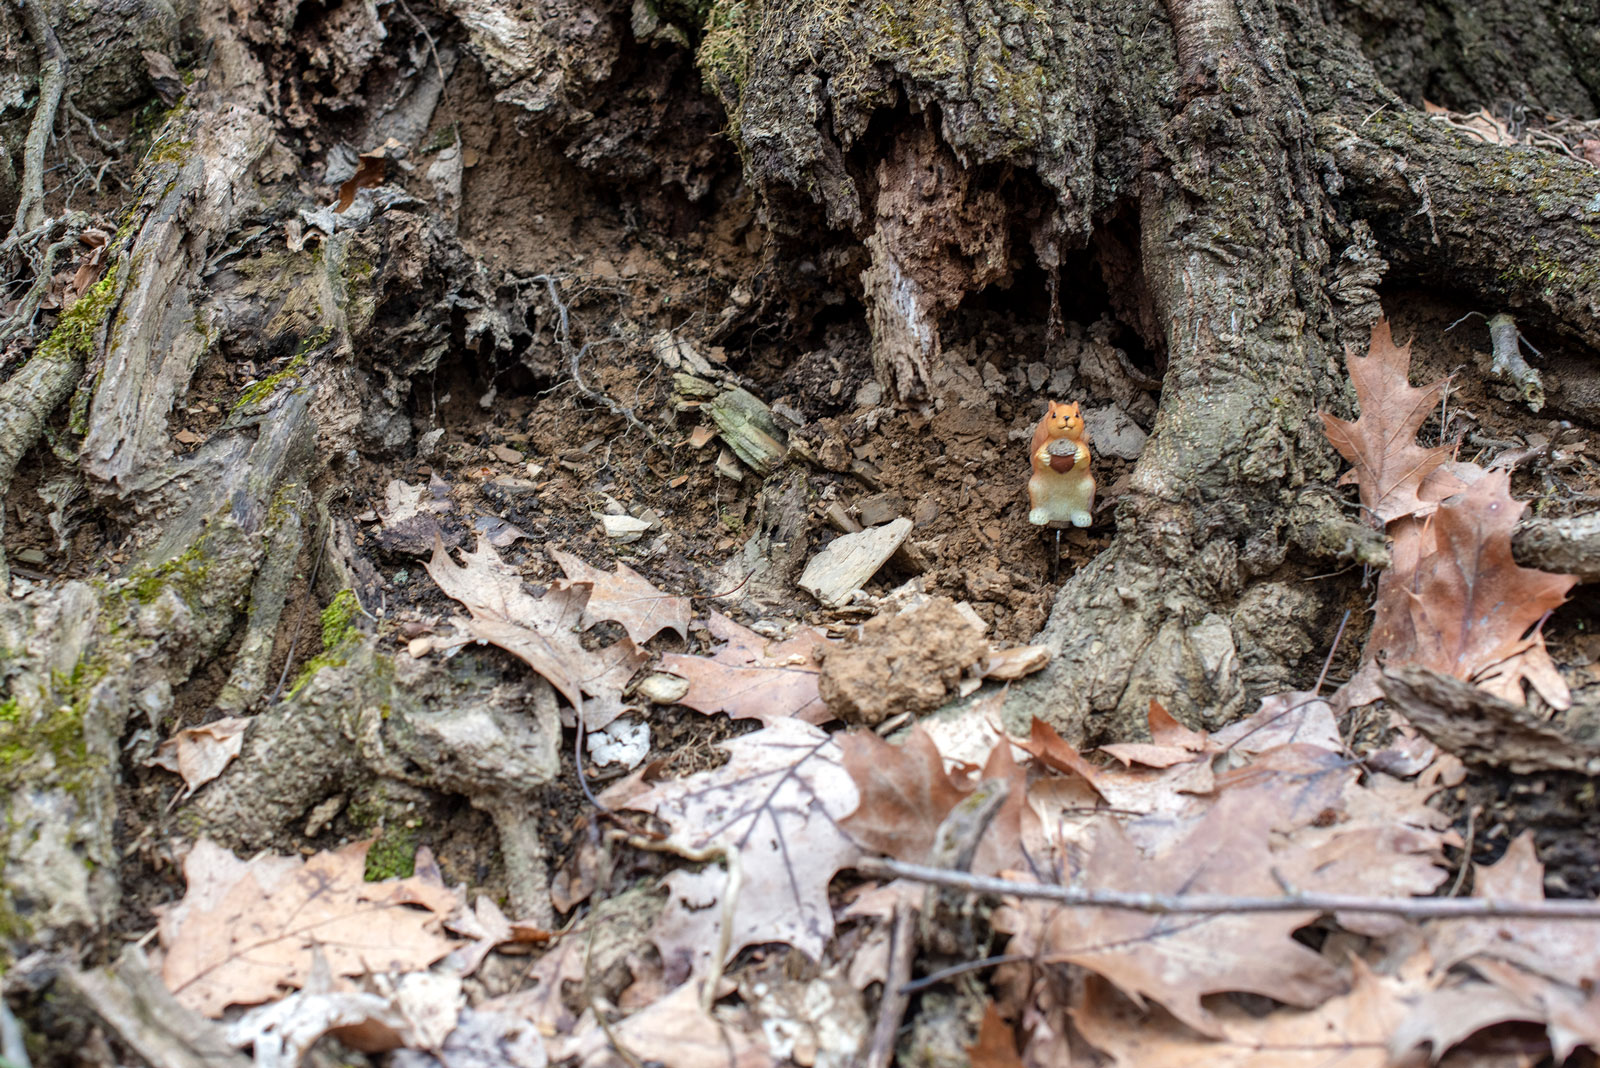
[{"xmin": 2, "ymin": 0, "xmax": 1598, "ymax": 956}]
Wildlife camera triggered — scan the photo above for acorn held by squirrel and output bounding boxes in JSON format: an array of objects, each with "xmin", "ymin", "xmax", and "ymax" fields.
[{"xmin": 1027, "ymin": 400, "xmax": 1095, "ymax": 528}]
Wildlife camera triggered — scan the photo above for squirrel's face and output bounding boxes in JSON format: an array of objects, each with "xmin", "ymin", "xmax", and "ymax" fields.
[{"xmin": 1044, "ymin": 401, "xmax": 1083, "ymax": 437}]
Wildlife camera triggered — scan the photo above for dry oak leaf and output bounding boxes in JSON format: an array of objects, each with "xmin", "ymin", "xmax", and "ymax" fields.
[
  {"xmin": 1099, "ymin": 700, "xmax": 1219, "ymax": 769},
  {"xmin": 551, "ymin": 549, "xmax": 691, "ymax": 644},
  {"xmin": 424, "ymin": 535, "xmax": 647, "ymax": 728},
  {"xmin": 1319, "ymin": 319, "xmax": 1454, "ymax": 524},
  {"xmin": 147, "ymin": 716, "xmax": 249, "ymax": 796},
  {"xmin": 1426, "ymin": 831, "xmax": 1600, "ymax": 993},
  {"xmin": 1401, "ymin": 470, "xmax": 1576, "ymax": 708},
  {"xmin": 628, "ymin": 717, "xmax": 861, "ymax": 969},
  {"xmin": 997, "ymin": 793, "xmax": 1344, "ymax": 1037},
  {"xmin": 554, "ymin": 979, "xmax": 774, "ymax": 1068},
  {"xmin": 838, "ymin": 726, "xmax": 1029, "ymax": 878},
  {"xmin": 1073, "ymin": 961, "xmax": 1417, "ymax": 1068},
  {"xmin": 158, "ymin": 839, "xmax": 460, "ymax": 1017},
  {"xmin": 658, "ymin": 612, "xmax": 832, "ymax": 725},
  {"xmin": 967, "ymin": 1003, "xmax": 1026, "ymax": 1068}
]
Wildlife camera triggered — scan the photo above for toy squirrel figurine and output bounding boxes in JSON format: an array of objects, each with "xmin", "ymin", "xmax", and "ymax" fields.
[{"xmin": 1027, "ymin": 400, "xmax": 1095, "ymax": 528}]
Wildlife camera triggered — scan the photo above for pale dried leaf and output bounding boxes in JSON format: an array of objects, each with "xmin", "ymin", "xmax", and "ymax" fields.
[
  {"xmin": 1075, "ymin": 962, "xmax": 1417, "ymax": 1068},
  {"xmin": 158, "ymin": 840, "xmax": 460, "ymax": 1017},
  {"xmin": 557, "ymin": 980, "xmax": 773, "ymax": 1068},
  {"xmin": 147, "ymin": 716, "xmax": 249, "ymax": 795},
  {"xmin": 424, "ymin": 536, "xmax": 646, "ymax": 727},
  {"xmin": 659, "ymin": 613, "xmax": 832, "ymax": 725},
  {"xmin": 629, "ymin": 718, "xmax": 861, "ymax": 967},
  {"xmin": 551, "ymin": 549, "xmax": 691, "ymax": 644}
]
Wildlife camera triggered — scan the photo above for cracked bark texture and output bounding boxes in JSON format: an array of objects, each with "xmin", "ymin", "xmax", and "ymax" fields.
[{"xmin": 706, "ymin": 0, "xmax": 1600, "ymax": 740}]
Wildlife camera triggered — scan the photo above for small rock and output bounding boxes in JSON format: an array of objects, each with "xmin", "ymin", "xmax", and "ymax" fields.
[
  {"xmin": 1026, "ymin": 362, "xmax": 1050, "ymax": 392},
  {"xmin": 637, "ymin": 673, "xmax": 691, "ymax": 704},
  {"xmin": 856, "ymin": 493, "xmax": 906, "ymax": 528},
  {"xmin": 587, "ymin": 716, "xmax": 650, "ymax": 769},
  {"xmin": 1048, "ymin": 367, "xmax": 1075, "ymax": 394},
  {"xmin": 490, "ymin": 444, "xmax": 524, "ymax": 464},
  {"xmin": 407, "ymin": 636, "xmax": 434, "ymax": 658},
  {"xmin": 854, "ymin": 381, "xmax": 884, "ymax": 408},
  {"xmin": 1083, "ymin": 405, "xmax": 1148, "ymax": 461}
]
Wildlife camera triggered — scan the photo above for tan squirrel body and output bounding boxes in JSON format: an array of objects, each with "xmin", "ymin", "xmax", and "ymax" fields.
[{"xmin": 1027, "ymin": 401, "xmax": 1095, "ymax": 528}]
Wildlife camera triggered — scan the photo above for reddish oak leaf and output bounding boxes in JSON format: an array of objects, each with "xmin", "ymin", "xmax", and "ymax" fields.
[
  {"xmin": 1352, "ymin": 471, "xmax": 1575, "ymax": 709},
  {"xmin": 839, "ymin": 727, "xmax": 1028, "ymax": 877},
  {"xmin": 1405, "ymin": 470, "xmax": 1575, "ymax": 707},
  {"xmin": 659, "ymin": 613, "xmax": 832, "ymax": 725},
  {"xmin": 1099, "ymin": 700, "xmax": 1218, "ymax": 769},
  {"xmin": 1319, "ymin": 319, "xmax": 1453, "ymax": 524}
]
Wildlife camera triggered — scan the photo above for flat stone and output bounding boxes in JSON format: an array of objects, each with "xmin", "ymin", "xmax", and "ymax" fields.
[{"xmin": 799, "ymin": 517, "xmax": 913, "ymax": 607}]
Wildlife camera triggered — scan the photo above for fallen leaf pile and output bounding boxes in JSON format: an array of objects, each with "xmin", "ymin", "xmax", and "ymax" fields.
[
  {"xmin": 1324, "ymin": 320, "xmax": 1577, "ymax": 707},
  {"xmin": 150, "ymin": 431, "xmax": 1600, "ymax": 1067},
  {"xmin": 156, "ymin": 839, "xmax": 460, "ymax": 1018}
]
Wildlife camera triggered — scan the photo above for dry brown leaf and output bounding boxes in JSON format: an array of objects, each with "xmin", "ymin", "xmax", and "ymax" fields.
[
  {"xmin": 555, "ymin": 980, "xmax": 773, "ymax": 1068},
  {"xmin": 1074, "ymin": 962, "xmax": 1418, "ymax": 1068},
  {"xmin": 1404, "ymin": 471, "xmax": 1575, "ymax": 707},
  {"xmin": 336, "ymin": 152, "xmax": 387, "ymax": 213},
  {"xmin": 998, "ymin": 794, "xmax": 1344, "ymax": 1038},
  {"xmin": 966, "ymin": 1003, "xmax": 1025, "ymax": 1068},
  {"xmin": 629, "ymin": 718, "xmax": 861, "ymax": 968},
  {"xmin": 659, "ymin": 613, "xmax": 832, "ymax": 725},
  {"xmin": 158, "ymin": 839, "xmax": 460, "ymax": 1017},
  {"xmin": 1099, "ymin": 700, "xmax": 1219, "ymax": 768},
  {"xmin": 838, "ymin": 727, "xmax": 1029, "ymax": 877},
  {"xmin": 1319, "ymin": 319, "xmax": 1452, "ymax": 524},
  {"xmin": 550, "ymin": 549, "xmax": 691, "ymax": 644},
  {"xmin": 424, "ymin": 535, "xmax": 646, "ymax": 727},
  {"xmin": 147, "ymin": 716, "xmax": 249, "ymax": 796},
  {"xmin": 1427, "ymin": 832, "xmax": 1600, "ymax": 992}
]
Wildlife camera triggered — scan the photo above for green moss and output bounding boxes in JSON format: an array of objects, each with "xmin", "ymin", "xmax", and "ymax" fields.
[
  {"xmin": 115, "ymin": 541, "xmax": 210, "ymax": 608},
  {"xmin": 233, "ymin": 328, "xmax": 332, "ymax": 412},
  {"xmin": 364, "ymin": 827, "xmax": 418, "ymax": 881},
  {"xmin": 233, "ymin": 354, "xmax": 307, "ymax": 411},
  {"xmin": 0, "ymin": 658, "xmax": 106, "ymax": 794},
  {"xmin": 287, "ymin": 646, "xmax": 350, "ymax": 698},
  {"xmin": 320, "ymin": 589, "xmax": 359, "ymax": 650},
  {"xmin": 31, "ymin": 263, "xmax": 121, "ymax": 365}
]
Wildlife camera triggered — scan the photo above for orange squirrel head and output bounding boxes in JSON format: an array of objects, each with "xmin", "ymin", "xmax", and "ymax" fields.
[{"xmin": 1039, "ymin": 400, "xmax": 1084, "ymax": 439}]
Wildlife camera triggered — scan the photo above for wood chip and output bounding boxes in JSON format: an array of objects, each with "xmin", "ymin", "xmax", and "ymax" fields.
[
  {"xmin": 490, "ymin": 444, "xmax": 523, "ymax": 464},
  {"xmin": 982, "ymin": 645, "xmax": 1052, "ymax": 680},
  {"xmin": 799, "ymin": 518, "xmax": 913, "ymax": 607}
]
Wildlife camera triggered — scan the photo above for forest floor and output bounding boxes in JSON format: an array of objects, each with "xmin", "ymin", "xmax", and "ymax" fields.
[{"xmin": 8, "ymin": 51, "xmax": 1600, "ymax": 1068}]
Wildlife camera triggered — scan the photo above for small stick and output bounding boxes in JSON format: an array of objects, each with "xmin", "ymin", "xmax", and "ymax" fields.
[{"xmin": 855, "ymin": 856, "xmax": 1600, "ymax": 920}]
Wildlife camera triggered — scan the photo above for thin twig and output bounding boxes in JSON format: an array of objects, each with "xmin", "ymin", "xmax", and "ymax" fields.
[
  {"xmin": 865, "ymin": 904, "xmax": 917, "ymax": 1068},
  {"xmin": 532, "ymin": 274, "xmax": 661, "ymax": 444},
  {"xmin": 855, "ymin": 856, "xmax": 1600, "ymax": 920},
  {"xmin": 1448, "ymin": 805, "xmax": 1477, "ymax": 898}
]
